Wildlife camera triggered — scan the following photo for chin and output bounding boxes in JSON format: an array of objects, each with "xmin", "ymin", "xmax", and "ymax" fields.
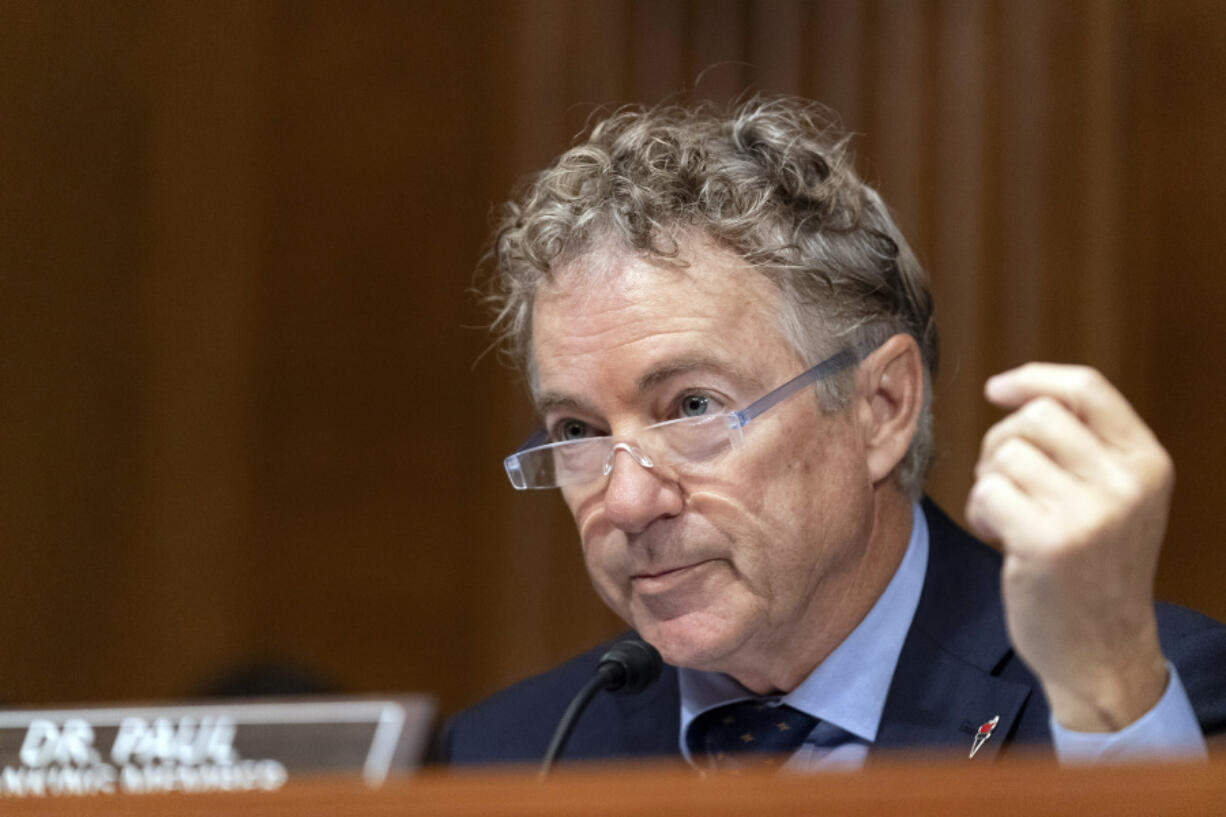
[{"xmin": 633, "ymin": 610, "xmax": 746, "ymax": 672}]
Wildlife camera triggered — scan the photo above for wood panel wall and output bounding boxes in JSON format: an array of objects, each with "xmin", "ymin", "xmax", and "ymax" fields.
[{"xmin": 2, "ymin": 0, "xmax": 1224, "ymax": 716}]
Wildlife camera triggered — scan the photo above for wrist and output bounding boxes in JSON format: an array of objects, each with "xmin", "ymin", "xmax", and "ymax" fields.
[{"xmin": 1043, "ymin": 642, "xmax": 1168, "ymax": 733}]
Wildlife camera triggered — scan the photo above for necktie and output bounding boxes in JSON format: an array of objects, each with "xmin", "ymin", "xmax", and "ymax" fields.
[{"xmin": 686, "ymin": 699, "xmax": 818, "ymax": 771}]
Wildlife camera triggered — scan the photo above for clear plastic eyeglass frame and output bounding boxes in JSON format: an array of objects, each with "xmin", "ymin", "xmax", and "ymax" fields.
[{"xmin": 503, "ymin": 347, "xmax": 861, "ymax": 490}]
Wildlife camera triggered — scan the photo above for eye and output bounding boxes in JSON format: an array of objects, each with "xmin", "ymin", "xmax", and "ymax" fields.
[
  {"xmin": 552, "ymin": 418, "xmax": 596, "ymax": 442},
  {"xmin": 678, "ymin": 393, "xmax": 711, "ymax": 418}
]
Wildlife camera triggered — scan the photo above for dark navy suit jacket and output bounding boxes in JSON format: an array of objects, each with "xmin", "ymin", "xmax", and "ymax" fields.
[{"xmin": 436, "ymin": 501, "xmax": 1226, "ymax": 766}]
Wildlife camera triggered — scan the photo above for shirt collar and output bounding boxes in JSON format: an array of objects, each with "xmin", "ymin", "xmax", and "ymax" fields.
[{"xmin": 678, "ymin": 501, "xmax": 929, "ymax": 755}]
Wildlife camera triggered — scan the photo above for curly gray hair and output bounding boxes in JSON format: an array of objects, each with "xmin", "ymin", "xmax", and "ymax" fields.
[{"xmin": 484, "ymin": 95, "xmax": 939, "ymax": 496}]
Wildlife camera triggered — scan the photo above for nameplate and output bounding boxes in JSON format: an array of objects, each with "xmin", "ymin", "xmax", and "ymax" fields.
[{"xmin": 0, "ymin": 695, "xmax": 435, "ymax": 798}]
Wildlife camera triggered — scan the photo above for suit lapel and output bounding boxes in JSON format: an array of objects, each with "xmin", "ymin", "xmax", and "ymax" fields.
[
  {"xmin": 874, "ymin": 500, "xmax": 1034, "ymax": 760},
  {"xmin": 875, "ymin": 627, "xmax": 1030, "ymax": 760}
]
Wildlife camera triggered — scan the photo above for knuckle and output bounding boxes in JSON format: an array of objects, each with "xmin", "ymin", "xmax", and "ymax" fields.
[
  {"xmin": 1133, "ymin": 462, "xmax": 1175, "ymax": 505},
  {"xmin": 973, "ymin": 456, "xmax": 988, "ymax": 481},
  {"xmin": 968, "ymin": 473, "xmax": 994, "ymax": 502},
  {"xmin": 994, "ymin": 436, "xmax": 1030, "ymax": 468},
  {"xmin": 980, "ymin": 424, "xmax": 1000, "ymax": 452},
  {"xmin": 1018, "ymin": 361, "xmax": 1045, "ymax": 379},
  {"xmin": 966, "ymin": 475, "xmax": 1008, "ymax": 535},
  {"xmin": 1024, "ymin": 396, "xmax": 1062, "ymax": 425},
  {"xmin": 1016, "ymin": 401, "xmax": 1050, "ymax": 436},
  {"xmin": 1109, "ymin": 471, "xmax": 1146, "ymax": 509},
  {"xmin": 970, "ymin": 468, "xmax": 1010, "ymax": 505},
  {"xmin": 1117, "ymin": 446, "xmax": 1174, "ymax": 502},
  {"xmin": 1161, "ymin": 458, "xmax": 1176, "ymax": 495},
  {"xmin": 1071, "ymin": 365, "xmax": 1105, "ymax": 392},
  {"xmin": 964, "ymin": 484, "xmax": 984, "ymax": 522},
  {"xmin": 968, "ymin": 472, "xmax": 1001, "ymax": 510},
  {"xmin": 1152, "ymin": 446, "xmax": 1176, "ymax": 489}
]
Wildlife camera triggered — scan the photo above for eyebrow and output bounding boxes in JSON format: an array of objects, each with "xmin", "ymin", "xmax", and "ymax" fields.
[
  {"xmin": 533, "ymin": 354, "xmax": 761, "ymax": 417},
  {"xmin": 635, "ymin": 353, "xmax": 758, "ymax": 393},
  {"xmin": 532, "ymin": 391, "xmax": 591, "ymax": 418}
]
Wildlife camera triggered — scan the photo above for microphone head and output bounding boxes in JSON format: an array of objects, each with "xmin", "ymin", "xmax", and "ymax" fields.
[{"xmin": 597, "ymin": 639, "xmax": 663, "ymax": 695}]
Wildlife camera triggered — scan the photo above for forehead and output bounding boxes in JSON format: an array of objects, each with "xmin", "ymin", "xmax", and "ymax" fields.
[{"xmin": 529, "ymin": 239, "xmax": 801, "ymax": 402}]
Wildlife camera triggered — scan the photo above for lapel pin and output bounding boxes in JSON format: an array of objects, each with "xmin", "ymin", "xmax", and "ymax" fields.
[{"xmin": 969, "ymin": 715, "xmax": 999, "ymax": 759}]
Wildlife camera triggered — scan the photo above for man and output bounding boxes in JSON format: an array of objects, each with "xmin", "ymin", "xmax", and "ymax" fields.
[{"xmin": 436, "ymin": 96, "xmax": 1225, "ymax": 768}]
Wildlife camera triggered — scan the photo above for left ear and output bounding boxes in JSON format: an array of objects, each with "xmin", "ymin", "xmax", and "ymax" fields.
[{"xmin": 853, "ymin": 333, "xmax": 925, "ymax": 486}]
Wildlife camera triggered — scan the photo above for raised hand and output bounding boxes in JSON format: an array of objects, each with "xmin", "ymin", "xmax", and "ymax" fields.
[{"xmin": 966, "ymin": 363, "xmax": 1173, "ymax": 731}]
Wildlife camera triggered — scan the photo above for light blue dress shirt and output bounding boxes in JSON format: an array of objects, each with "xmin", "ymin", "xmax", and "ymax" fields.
[{"xmin": 678, "ymin": 503, "xmax": 1206, "ymax": 769}]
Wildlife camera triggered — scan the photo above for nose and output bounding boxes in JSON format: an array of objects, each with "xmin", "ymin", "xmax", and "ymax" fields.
[{"xmin": 601, "ymin": 444, "xmax": 683, "ymax": 534}]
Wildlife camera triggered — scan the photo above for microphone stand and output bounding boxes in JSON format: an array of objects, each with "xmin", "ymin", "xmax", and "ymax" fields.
[
  {"xmin": 539, "ymin": 668, "xmax": 617, "ymax": 779},
  {"xmin": 538, "ymin": 639, "xmax": 662, "ymax": 780}
]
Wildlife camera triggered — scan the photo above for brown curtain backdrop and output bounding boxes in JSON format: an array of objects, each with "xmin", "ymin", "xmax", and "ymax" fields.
[{"xmin": 3, "ymin": 0, "xmax": 1224, "ymax": 716}]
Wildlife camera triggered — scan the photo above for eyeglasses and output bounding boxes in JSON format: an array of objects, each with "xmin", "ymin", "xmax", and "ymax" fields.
[{"xmin": 503, "ymin": 348, "xmax": 861, "ymax": 490}]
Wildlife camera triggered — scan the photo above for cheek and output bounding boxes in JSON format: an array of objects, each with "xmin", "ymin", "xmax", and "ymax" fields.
[
  {"xmin": 729, "ymin": 423, "xmax": 831, "ymax": 530},
  {"xmin": 731, "ymin": 418, "xmax": 867, "ymax": 571},
  {"xmin": 686, "ymin": 484, "xmax": 800, "ymax": 599},
  {"xmin": 771, "ymin": 412, "xmax": 864, "ymax": 498}
]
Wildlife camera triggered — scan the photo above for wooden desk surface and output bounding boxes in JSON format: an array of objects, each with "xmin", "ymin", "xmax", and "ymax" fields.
[{"xmin": 0, "ymin": 755, "xmax": 1222, "ymax": 816}]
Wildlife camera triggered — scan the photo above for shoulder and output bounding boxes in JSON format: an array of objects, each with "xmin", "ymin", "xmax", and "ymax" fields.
[
  {"xmin": 1155, "ymin": 601, "xmax": 1226, "ymax": 641},
  {"xmin": 435, "ymin": 634, "xmax": 681, "ymax": 767}
]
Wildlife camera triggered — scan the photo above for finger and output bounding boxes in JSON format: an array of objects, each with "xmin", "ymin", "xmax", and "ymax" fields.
[
  {"xmin": 984, "ymin": 363, "xmax": 1150, "ymax": 450},
  {"xmin": 975, "ymin": 436, "xmax": 1080, "ymax": 504},
  {"xmin": 965, "ymin": 470, "xmax": 1037, "ymax": 544},
  {"xmin": 979, "ymin": 396, "xmax": 1109, "ymax": 484}
]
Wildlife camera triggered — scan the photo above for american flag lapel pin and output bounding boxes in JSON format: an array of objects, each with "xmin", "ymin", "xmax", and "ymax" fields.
[{"xmin": 969, "ymin": 715, "xmax": 999, "ymax": 758}]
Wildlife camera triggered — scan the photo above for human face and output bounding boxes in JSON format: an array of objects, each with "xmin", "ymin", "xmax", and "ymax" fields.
[{"xmin": 530, "ymin": 241, "xmax": 879, "ymax": 689}]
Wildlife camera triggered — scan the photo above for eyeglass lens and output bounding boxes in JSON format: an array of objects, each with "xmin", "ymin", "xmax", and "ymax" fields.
[{"xmin": 527, "ymin": 413, "xmax": 737, "ymax": 488}]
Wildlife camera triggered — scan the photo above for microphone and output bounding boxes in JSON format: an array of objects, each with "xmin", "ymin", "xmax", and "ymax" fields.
[{"xmin": 539, "ymin": 639, "xmax": 663, "ymax": 778}]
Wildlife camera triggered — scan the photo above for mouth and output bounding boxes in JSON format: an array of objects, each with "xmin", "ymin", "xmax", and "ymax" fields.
[{"xmin": 630, "ymin": 559, "xmax": 718, "ymax": 590}]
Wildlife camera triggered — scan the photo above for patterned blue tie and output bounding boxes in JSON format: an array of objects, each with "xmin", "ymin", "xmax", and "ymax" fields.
[{"xmin": 686, "ymin": 699, "xmax": 819, "ymax": 771}]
